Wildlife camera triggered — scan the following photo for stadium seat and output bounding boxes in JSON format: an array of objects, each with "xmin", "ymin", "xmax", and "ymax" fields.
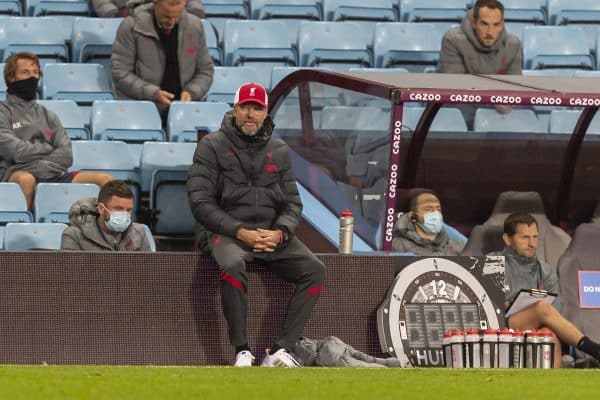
[
  {"xmin": 521, "ymin": 26, "xmax": 594, "ymax": 70},
  {"xmin": 298, "ymin": 21, "xmax": 372, "ymax": 69},
  {"xmin": 0, "ymin": 225, "xmax": 4, "ymax": 249},
  {"xmin": 24, "ymin": 0, "xmax": 89, "ymax": 16},
  {"xmin": 483, "ymin": 191, "xmax": 571, "ymax": 270},
  {"xmin": 91, "ymin": 100, "xmax": 165, "ymax": 166},
  {"xmin": 202, "ymin": 19, "xmax": 223, "ymax": 66},
  {"xmin": 548, "ymin": 110, "xmax": 600, "ymax": 135},
  {"xmin": 474, "ymin": 108, "xmax": 544, "ymax": 133},
  {"xmin": 0, "ymin": 63, "xmax": 6, "ymax": 100},
  {"xmin": 223, "ymin": 20, "xmax": 296, "ymax": 87},
  {"xmin": 501, "ymin": 0, "xmax": 547, "ymax": 24},
  {"xmin": 3, "ymin": 222, "xmax": 67, "ymax": 250},
  {"xmin": 71, "ymin": 17, "xmax": 122, "ymax": 78},
  {"xmin": 0, "ymin": 17, "xmax": 69, "ymax": 63},
  {"xmin": 373, "ymin": 22, "xmax": 443, "ymax": 71},
  {"xmin": 140, "ymin": 223, "xmax": 157, "ymax": 252},
  {"xmin": 319, "ymin": 106, "xmax": 390, "ymax": 131},
  {"xmin": 204, "ymin": 66, "xmax": 261, "ymax": 104},
  {"xmin": 323, "ymin": 0, "xmax": 396, "ymax": 22},
  {"xmin": 557, "ymin": 223, "xmax": 600, "ymax": 361},
  {"xmin": 37, "ymin": 100, "xmax": 90, "ymax": 140},
  {"xmin": 251, "ymin": 0, "xmax": 321, "ymax": 21},
  {"xmin": 34, "ymin": 183, "xmax": 100, "ymax": 223},
  {"xmin": 399, "ymin": 0, "xmax": 466, "ymax": 23},
  {"xmin": 574, "ymin": 70, "xmax": 600, "ymax": 78},
  {"xmin": 167, "ymin": 101, "xmax": 230, "ymax": 142},
  {"xmin": 0, "ymin": 183, "xmax": 33, "ymax": 223},
  {"xmin": 403, "ymin": 107, "xmax": 468, "ymax": 132},
  {"xmin": 0, "ymin": 0, "xmax": 20, "ymax": 15},
  {"xmin": 461, "ymin": 224, "xmax": 505, "ymax": 256},
  {"xmin": 140, "ymin": 142, "xmax": 197, "ymax": 234},
  {"xmin": 548, "ymin": 0, "xmax": 600, "ymax": 51},
  {"xmin": 203, "ymin": 0, "xmax": 248, "ymax": 19},
  {"xmin": 522, "ymin": 69, "xmax": 578, "ymax": 77}
]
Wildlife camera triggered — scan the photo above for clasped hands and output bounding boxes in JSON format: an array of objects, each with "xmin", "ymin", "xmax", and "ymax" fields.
[{"xmin": 236, "ymin": 227, "xmax": 283, "ymax": 253}]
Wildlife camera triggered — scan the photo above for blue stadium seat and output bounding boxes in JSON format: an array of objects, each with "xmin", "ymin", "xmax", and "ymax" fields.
[
  {"xmin": 0, "ymin": 0, "xmax": 20, "ymax": 15},
  {"xmin": 34, "ymin": 183, "xmax": 100, "ymax": 223},
  {"xmin": 298, "ymin": 21, "xmax": 372, "ymax": 69},
  {"xmin": 402, "ymin": 107, "xmax": 468, "ymax": 132},
  {"xmin": 0, "ymin": 183, "xmax": 33, "ymax": 223},
  {"xmin": 203, "ymin": 0, "xmax": 248, "ymax": 19},
  {"xmin": 522, "ymin": 69, "xmax": 578, "ymax": 76},
  {"xmin": 373, "ymin": 22, "xmax": 443, "ymax": 70},
  {"xmin": 501, "ymin": 0, "xmax": 547, "ymax": 24},
  {"xmin": 71, "ymin": 17, "xmax": 121, "ymax": 78},
  {"xmin": 140, "ymin": 142, "xmax": 197, "ymax": 234},
  {"xmin": 205, "ymin": 66, "xmax": 261, "ymax": 103},
  {"xmin": 547, "ymin": 0, "xmax": 600, "ymax": 52},
  {"xmin": 70, "ymin": 140, "xmax": 140, "ymax": 185},
  {"xmin": 0, "ymin": 17, "xmax": 69, "ymax": 63},
  {"xmin": 202, "ymin": 19, "xmax": 223, "ymax": 66},
  {"xmin": 0, "ymin": 63, "xmax": 5, "ymax": 100},
  {"xmin": 91, "ymin": 100, "xmax": 165, "ymax": 167},
  {"xmin": 24, "ymin": 0, "xmax": 89, "ymax": 16},
  {"xmin": 0, "ymin": 225, "xmax": 4, "ymax": 249},
  {"xmin": 223, "ymin": 20, "xmax": 296, "ymax": 87},
  {"xmin": 270, "ymin": 66, "xmax": 342, "ymax": 108},
  {"xmin": 319, "ymin": 106, "xmax": 390, "ymax": 131},
  {"xmin": 167, "ymin": 101, "xmax": 230, "ymax": 142},
  {"xmin": 522, "ymin": 26, "xmax": 594, "ymax": 70},
  {"xmin": 140, "ymin": 223, "xmax": 156, "ymax": 252},
  {"xmin": 3, "ymin": 222, "xmax": 67, "ymax": 250},
  {"xmin": 37, "ymin": 100, "xmax": 90, "ymax": 140},
  {"xmin": 399, "ymin": 0, "xmax": 466, "ymax": 22},
  {"xmin": 251, "ymin": 0, "xmax": 321, "ymax": 21},
  {"xmin": 575, "ymin": 70, "xmax": 600, "ymax": 77},
  {"xmin": 323, "ymin": 0, "xmax": 396, "ymax": 22},
  {"xmin": 548, "ymin": 110, "xmax": 600, "ymax": 135},
  {"xmin": 474, "ymin": 108, "xmax": 544, "ymax": 133},
  {"xmin": 42, "ymin": 63, "xmax": 114, "ymax": 103}
]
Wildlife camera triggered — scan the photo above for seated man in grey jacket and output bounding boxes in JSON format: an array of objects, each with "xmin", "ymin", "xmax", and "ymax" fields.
[
  {"xmin": 0, "ymin": 52, "xmax": 114, "ymax": 209},
  {"xmin": 499, "ymin": 212, "xmax": 600, "ymax": 368},
  {"xmin": 111, "ymin": 0, "xmax": 214, "ymax": 122},
  {"xmin": 61, "ymin": 180, "xmax": 151, "ymax": 251},
  {"xmin": 392, "ymin": 190, "xmax": 464, "ymax": 255}
]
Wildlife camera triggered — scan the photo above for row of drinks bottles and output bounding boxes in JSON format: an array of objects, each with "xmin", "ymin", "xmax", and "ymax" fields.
[{"xmin": 443, "ymin": 328, "xmax": 555, "ymax": 369}]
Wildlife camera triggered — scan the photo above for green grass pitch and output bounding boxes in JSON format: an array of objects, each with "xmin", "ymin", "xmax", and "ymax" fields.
[{"xmin": 0, "ymin": 366, "xmax": 596, "ymax": 400}]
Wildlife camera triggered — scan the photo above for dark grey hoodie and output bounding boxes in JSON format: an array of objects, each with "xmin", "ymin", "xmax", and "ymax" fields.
[
  {"xmin": 391, "ymin": 213, "xmax": 464, "ymax": 256},
  {"xmin": 437, "ymin": 10, "xmax": 522, "ymax": 74}
]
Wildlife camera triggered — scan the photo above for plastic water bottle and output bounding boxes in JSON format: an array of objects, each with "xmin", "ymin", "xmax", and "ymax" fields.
[
  {"xmin": 511, "ymin": 329, "xmax": 525, "ymax": 368},
  {"xmin": 497, "ymin": 327, "xmax": 512, "ymax": 368},
  {"xmin": 465, "ymin": 329, "xmax": 481, "ymax": 368},
  {"xmin": 525, "ymin": 330, "xmax": 541, "ymax": 368},
  {"xmin": 339, "ymin": 209, "xmax": 354, "ymax": 254},
  {"xmin": 539, "ymin": 329, "xmax": 555, "ymax": 369},
  {"xmin": 482, "ymin": 329, "xmax": 498, "ymax": 368},
  {"xmin": 443, "ymin": 331, "xmax": 453, "ymax": 367},
  {"xmin": 450, "ymin": 330, "xmax": 465, "ymax": 368}
]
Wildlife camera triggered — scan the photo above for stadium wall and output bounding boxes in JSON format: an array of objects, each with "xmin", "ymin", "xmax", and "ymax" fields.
[{"xmin": 0, "ymin": 253, "xmax": 401, "ymax": 365}]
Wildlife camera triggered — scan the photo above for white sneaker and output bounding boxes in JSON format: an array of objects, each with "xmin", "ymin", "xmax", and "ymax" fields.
[
  {"xmin": 261, "ymin": 348, "xmax": 300, "ymax": 367},
  {"xmin": 234, "ymin": 350, "xmax": 255, "ymax": 367}
]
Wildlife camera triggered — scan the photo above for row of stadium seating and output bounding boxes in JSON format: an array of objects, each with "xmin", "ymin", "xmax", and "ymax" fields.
[{"xmin": 2, "ymin": 16, "xmax": 600, "ymax": 73}]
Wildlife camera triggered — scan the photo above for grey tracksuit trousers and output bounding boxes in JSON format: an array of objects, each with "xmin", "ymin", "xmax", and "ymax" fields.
[{"xmin": 208, "ymin": 234, "xmax": 325, "ymax": 352}]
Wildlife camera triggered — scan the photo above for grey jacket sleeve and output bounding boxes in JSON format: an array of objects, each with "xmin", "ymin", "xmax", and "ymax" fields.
[
  {"xmin": 42, "ymin": 109, "xmax": 73, "ymax": 168},
  {"xmin": 92, "ymin": 0, "xmax": 119, "ymax": 17},
  {"xmin": 0, "ymin": 107, "xmax": 54, "ymax": 165},
  {"xmin": 187, "ymin": 138, "xmax": 243, "ymax": 238},
  {"xmin": 272, "ymin": 145, "xmax": 302, "ymax": 235},
  {"xmin": 61, "ymin": 227, "xmax": 84, "ymax": 250},
  {"xmin": 181, "ymin": 23, "xmax": 214, "ymax": 100},
  {"xmin": 111, "ymin": 17, "xmax": 161, "ymax": 101},
  {"xmin": 437, "ymin": 34, "xmax": 467, "ymax": 74}
]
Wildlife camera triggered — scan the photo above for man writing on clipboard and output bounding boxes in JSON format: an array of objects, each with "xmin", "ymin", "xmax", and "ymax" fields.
[{"xmin": 498, "ymin": 212, "xmax": 600, "ymax": 368}]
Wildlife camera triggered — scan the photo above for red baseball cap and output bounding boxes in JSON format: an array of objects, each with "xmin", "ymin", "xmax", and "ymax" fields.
[{"xmin": 234, "ymin": 82, "xmax": 268, "ymax": 108}]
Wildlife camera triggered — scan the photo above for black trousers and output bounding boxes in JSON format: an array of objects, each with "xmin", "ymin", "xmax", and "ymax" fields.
[{"xmin": 208, "ymin": 234, "xmax": 326, "ymax": 352}]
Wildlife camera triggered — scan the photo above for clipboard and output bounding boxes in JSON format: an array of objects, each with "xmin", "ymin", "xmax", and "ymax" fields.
[{"xmin": 505, "ymin": 288, "xmax": 558, "ymax": 318}]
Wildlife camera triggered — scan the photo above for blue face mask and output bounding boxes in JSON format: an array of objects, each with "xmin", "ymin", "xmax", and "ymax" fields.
[
  {"xmin": 106, "ymin": 210, "xmax": 131, "ymax": 233},
  {"xmin": 419, "ymin": 211, "xmax": 444, "ymax": 235}
]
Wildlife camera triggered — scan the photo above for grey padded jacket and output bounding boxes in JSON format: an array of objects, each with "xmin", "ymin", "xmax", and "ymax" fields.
[
  {"xmin": 437, "ymin": 10, "xmax": 522, "ymax": 75},
  {"xmin": 111, "ymin": 3, "xmax": 214, "ymax": 102},
  {"xmin": 0, "ymin": 93, "xmax": 73, "ymax": 182},
  {"xmin": 391, "ymin": 213, "xmax": 464, "ymax": 256},
  {"xmin": 61, "ymin": 217, "xmax": 151, "ymax": 251}
]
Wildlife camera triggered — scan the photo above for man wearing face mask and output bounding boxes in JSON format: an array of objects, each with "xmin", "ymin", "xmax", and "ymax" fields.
[
  {"xmin": 0, "ymin": 52, "xmax": 114, "ymax": 209},
  {"xmin": 391, "ymin": 190, "xmax": 464, "ymax": 255},
  {"xmin": 61, "ymin": 180, "xmax": 151, "ymax": 251},
  {"xmin": 187, "ymin": 82, "xmax": 325, "ymax": 368}
]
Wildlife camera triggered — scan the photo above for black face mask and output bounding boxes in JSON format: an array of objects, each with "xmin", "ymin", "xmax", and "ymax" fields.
[{"xmin": 7, "ymin": 76, "xmax": 39, "ymax": 101}]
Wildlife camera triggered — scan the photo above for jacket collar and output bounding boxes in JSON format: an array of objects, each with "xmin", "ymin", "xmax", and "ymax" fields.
[
  {"xmin": 132, "ymin": 2, "xmax": 189, "ymax": 39},
  {"xmin": 219, "ymin": 110, "xmax": 275, "ymax": 149},
  {"xmin": 395, "ymin": 213, "xmax": 449, "ymax": 247}
]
